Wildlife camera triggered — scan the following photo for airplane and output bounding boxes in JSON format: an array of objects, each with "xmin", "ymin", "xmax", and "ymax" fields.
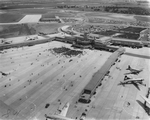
[
  {"xmin": 125, "ymin": 65, "xmax": 143, "ymax": 75},
  {"xmin": 0, "ymin": 100, "xmax": 27, "ymax": 120},
  {"xmin": 140, "ymin": 95, "xmax": 150, "ymax": 115},
  {"xmin": 118, "ymin": 76, "xmax": 146, "ymax": 90},
  {"xmin": 140, "ymin": 95, "xmax": 150, "ymax": 106},
  {"xmin": 45, "ymin": 102, "xmax": 75, "ymax": 120},
  {"xmin": 0, "ymin": 71, "xmax": 10, "ymax": 76},
  {"xmin": 124, "ymin": 75, "xmax": 144, "ymax": 81}
]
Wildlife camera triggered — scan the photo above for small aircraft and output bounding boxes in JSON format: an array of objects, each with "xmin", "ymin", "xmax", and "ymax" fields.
[
  {"xmin": 0, "ymin": 100, "xmax": 27, "ymax": 120},
  {"xmin": 125, "ymin": 65, "xmax": 143, "ymax": 75},
  {"xmin": 45, "ymin": 102, "xmax": 75, "ymax": 120},
  {"xmin": 118, "ymin": 76, "xmax": 146, "ymax": 90}
]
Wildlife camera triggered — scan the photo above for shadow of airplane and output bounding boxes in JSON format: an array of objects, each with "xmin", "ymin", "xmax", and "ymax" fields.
[
  {"xmin": 136, "ymin": 100, "xmax": 150, "ymax": 116},
  {"xmin": 132, "ymin": 83, "xmax": 140, "ymax": 90},
  {"xmin": 118, "ymin": 82, "xmax": 141, "ymax": 90},
  {"xmin": 124, "ymin": 72, "xmax": 139, "ymax": 75}
]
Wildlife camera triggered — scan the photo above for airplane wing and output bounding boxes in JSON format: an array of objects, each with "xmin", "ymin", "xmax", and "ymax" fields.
[
  {"xmin": 45, "ymin": 103, "xmax": 73, "ymax": 120},
  {"xmin": 0, "ymin": 100, "xmax": 27, "ymax": 120},
  {"xmin": 59, "ymin": 102, "xmax": 70, "ymax": 117},
  {"xmin": 140, "ymin": 95, "xmax": 150, "ymax": 106},
  {"xmin": 124, "ymin": 71, "xmax": 139, "ymax": 75},
  {"xmin": 46, "ymin": 114, "xmax": 74, "ymax": 120}
]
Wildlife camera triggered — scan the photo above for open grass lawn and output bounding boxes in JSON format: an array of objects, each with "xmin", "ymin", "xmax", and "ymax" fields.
[
  {"xmin": 134, "ymin": 16, "xmax": 150, "ymax": 22},
  {"xmin": 54, "ymin": 13, "xmax": 75, "ymax": 18},
  {"xmin": 41, "ymin": 12, "xmax": 74, "ymax": 19},
  {"xmin": 0, "ymin": 13, "xmax": 24, "ymax": 23},
  {"xmin": 85, "ymin": 12, "xmax": 111, "ymax": 17},
  {"xmin": 41, "ymin": 13, "xmax": 56, "ymax": 18}
]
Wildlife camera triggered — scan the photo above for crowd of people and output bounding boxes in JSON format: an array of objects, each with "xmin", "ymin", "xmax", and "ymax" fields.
[{"xmin": 49, "ymin": 47, "xmax": 84, "ymax": 58}]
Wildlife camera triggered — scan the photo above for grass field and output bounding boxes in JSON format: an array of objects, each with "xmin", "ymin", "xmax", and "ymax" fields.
[{"xmin": 0, "ymin": 13, "xmax": 25, "ymax": 23}]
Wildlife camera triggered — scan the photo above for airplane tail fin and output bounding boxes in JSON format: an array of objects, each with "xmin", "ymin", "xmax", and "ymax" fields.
[
  {"xmin": 118, "ymin": 82, "xmax": 125, "ymax": 86},
  {"xmin": 126, "ymin": 65, "xmax": 131, "ymax": 70},
  {"xmin": 124, "ymin": 75, "xmax": 129, "ymax": 80}
]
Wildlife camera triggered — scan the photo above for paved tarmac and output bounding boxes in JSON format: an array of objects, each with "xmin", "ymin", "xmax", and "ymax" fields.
[
  {"xmin": 1, "ymin": 42, "xmax": 149, "ymax": 120},
  {"xmin": 0, "ymin": 41, "xmax": 112, "ymax": 120},
  {"xmin": 18, "ymin": 15, "xmax": 42, "ymax": 23}
]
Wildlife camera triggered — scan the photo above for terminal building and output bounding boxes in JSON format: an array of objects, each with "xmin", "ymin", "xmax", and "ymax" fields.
[{"xmin": 78, "ymin": 47, "xmax": 125, "ymax": 103}]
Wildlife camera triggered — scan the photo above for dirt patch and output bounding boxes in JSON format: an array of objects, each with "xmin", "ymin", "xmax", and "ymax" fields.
[
  {"xmin": 134, "ymin": 16, "xmax": 150, "ymax": 22},
  {"xmin": 30, "ymin": 23, "xmax": 64, "ymax": 34},
  {"xmin": 110, "ymin": 14, "xmax": 134, "ymax": 21}
]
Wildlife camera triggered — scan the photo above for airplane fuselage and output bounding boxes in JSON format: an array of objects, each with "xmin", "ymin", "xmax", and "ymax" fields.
[
  {"xmin": 46, "ymin": 114, "xmax": 75, "ymax": 120},
  {"xmin": 120, "ymin": 78, "xmax": 144, "ymax": 85}
]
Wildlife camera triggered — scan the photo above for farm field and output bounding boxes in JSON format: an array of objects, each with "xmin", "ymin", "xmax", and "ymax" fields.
[{"xmin": 0, "ymin": 13, "xmax": 25, "ymax": 23}]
